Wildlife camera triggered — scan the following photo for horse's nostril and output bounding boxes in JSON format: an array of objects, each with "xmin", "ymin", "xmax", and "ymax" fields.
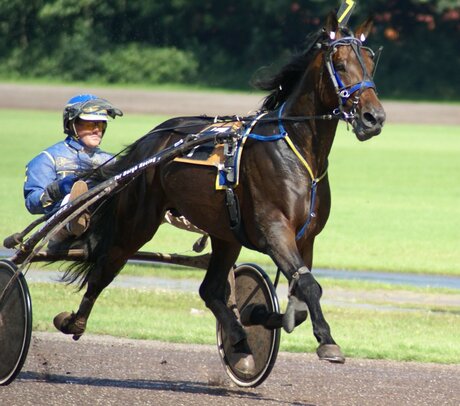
[
  {"xmin": 363, "ymin": 112, "xmax": 377, "ymax": 126},
  {"xmin": 362, "ymin": 108, "xmax": 386, "ymax": 128}
]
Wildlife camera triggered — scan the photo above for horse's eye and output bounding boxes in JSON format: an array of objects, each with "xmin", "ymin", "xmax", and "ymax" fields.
[
  {"xmin": 335, "ymin": 62, "xmax": 346, "ymax": 72},
  {"xmin": 362, "ymin": 47, "xmax": 375, "ymax": 60}
]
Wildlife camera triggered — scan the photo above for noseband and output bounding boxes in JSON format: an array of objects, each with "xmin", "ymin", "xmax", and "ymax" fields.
[{"xmin": 320, "ymin": 35, "xmax": 381, "ymax": 121}]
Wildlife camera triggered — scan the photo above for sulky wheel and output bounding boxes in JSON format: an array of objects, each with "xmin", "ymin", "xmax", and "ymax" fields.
[
  {"xmin": 216, "ymin": 263, "xmax": 280, "ymax": 387},
  {"xmin": 0, "ymin": 259, "xmax": 32, "ymax": 386}
]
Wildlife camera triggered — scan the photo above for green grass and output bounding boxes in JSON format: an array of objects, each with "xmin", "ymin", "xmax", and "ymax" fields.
[
  {"xmin": 1, "ymin": 109, "xmax": 459, "ymax": 276},
  {"xmin": 29, "ymin": 282, "xmax": 460, "ymax": 364},
  {"xmin": 314, "ymin": 123, "xmax": 460, "ymax": 275}
]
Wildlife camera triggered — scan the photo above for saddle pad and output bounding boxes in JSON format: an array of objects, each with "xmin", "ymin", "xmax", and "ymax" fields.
[{"xmin": 174, "ymin": 121, "xmax": 246, "ymax": 189}]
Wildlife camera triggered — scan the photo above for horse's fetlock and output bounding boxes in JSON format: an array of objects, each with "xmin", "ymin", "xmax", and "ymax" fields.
[
  {"xmin": 233, "ymin": 338, "xmax": 252, "ymax": 355},
  {"xmin": 73, "ymin": 316, "xmax": 87, "ymax": 332},
  {"xmin": 228, "ymin": 320, "xmax": 247, "ymax": 345}
]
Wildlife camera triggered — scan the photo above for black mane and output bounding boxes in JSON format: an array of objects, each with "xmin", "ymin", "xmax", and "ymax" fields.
[
  {"xmin": 252, "ymin": 30, "xmax": 325, "ymax": 111},
  {"xmin": 253, "ymin": 25, "xmax": 354, "ymax": 111}
]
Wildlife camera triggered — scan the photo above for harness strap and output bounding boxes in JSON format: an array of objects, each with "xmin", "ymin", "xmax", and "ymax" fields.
[
  {"xmin": 247, "ymin": 104, "xmax": 320, "ymax": 181},
  {"xmin": 244, "ymin": 103, "xmax": 328, "ymax": 241},
  {"xmin": 295, "ymin": 178, "xmax": 318, "ymax": 240},
  {"xmin": 288, "ymin": 266, "xmax": 311, "ymax": 296},
  {"xmin": 284, "ymin": 136, "xmax": 316, "ymax": 181},
  {"xmin": 225, "ymin": 187, "xmax": 260, "ymax": 251},
  {"xmin": 338, "ymin": 80, "xmax": 375, "ymax": 104}
]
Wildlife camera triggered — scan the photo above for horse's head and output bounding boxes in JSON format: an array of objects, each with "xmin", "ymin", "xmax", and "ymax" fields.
[{"xmin": 317, "ymin": 12, "xmax": 386, "ymax": 141}]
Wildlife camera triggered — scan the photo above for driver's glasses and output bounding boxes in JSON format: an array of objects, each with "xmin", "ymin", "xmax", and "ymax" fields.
[{"xmin": 77, "ymin": 120, "xmax": 107, "ymax": 131}]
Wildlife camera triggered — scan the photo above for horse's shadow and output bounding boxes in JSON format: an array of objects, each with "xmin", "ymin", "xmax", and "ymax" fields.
[{"xmin": 18, "ymin": 371, "xmax": 315, "ymax": 405}]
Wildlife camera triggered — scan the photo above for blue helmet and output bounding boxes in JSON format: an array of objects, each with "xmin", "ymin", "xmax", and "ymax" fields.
[{"xmin": 63, "ymin": 93, "xmax": 123, "ymax": 136}]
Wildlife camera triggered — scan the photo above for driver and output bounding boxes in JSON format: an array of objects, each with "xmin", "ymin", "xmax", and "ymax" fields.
[
  {"xmin": 23, "ymin": 93, "xmax": 209, "ymax": 252},
  {"xmin": 24, "ymin": 93, "xmax": 122, "ymax": 243}
]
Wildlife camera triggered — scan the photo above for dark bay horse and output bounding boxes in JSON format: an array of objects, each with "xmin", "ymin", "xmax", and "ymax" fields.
[{"xmin": 54, "ymin": 13, "xmax": 385, "ymax": 374}]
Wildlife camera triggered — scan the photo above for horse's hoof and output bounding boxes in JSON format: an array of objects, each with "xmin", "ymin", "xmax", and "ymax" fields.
[
  {"xmin": 53, "ymin": 311, "xmax": 73, "ymax": 333},
  {"xmin": 53, "ymin": 311, "xmax": 86, "ymax": 337},
  {"xmin": 229, "ymin": 353, "xmax": 256, "ymax": 375},
  {"xmin": 316, "ymin": 344, "xmax": 345, "ymax": 364}
]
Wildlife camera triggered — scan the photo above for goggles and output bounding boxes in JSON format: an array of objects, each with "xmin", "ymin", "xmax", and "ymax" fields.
[
  {"xmin": 65, "ymin": 98, "xmax": 123, "ymax": 122},
  {"xmin": 76, "ymin": 120, "xmax": 107, "ymax": 131}
]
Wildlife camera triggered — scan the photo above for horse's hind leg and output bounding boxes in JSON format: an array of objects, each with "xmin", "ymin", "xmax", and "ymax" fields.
[
  {"xmin": 54, "ymin": 198, "xmax": 165, "ymax": 339},
  {"xmin": 198, "ymin": 238, "xmax": 256, "ymax": 374},
  {"xmin": 53, "ymin": 253, "xmax": 129, "ymax": 340}
]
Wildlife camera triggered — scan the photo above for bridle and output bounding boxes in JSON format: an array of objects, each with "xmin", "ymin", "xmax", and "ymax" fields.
[{"xmin": 320, "ymin": 33, "xmax": 382, "ymax": 123}]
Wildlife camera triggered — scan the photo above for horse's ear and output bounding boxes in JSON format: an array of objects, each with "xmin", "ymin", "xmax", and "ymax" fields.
[
  {"xmin": 325, "ymin": 11, "xmax": 339, "ymax": 37},
  {"xmin": 355, "ymin": 17, "xmax": 374, "ymax": 42}
]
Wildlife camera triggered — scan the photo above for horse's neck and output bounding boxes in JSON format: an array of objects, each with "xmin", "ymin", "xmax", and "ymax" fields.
[{"xmin": 284, "ymin": 95, "xmax": 338, "ymax": 178}]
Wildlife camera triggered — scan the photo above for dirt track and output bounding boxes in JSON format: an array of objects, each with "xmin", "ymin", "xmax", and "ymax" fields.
[
  {"xmin": 1, "ymin": 82, "xmax": 459, "ymax": 125},
  {"xmin": 1, "ymin": 332, "xmax": 458, "ymax": 406}
]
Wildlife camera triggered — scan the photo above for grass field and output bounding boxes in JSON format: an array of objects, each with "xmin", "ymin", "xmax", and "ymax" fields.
[
  {"xmin": 1, "ymin": 108, "xmax": 459, "ymax": 276},
  {"xmin": 29, "ymin": 282, "xmax": 460, "ymax": 364}
]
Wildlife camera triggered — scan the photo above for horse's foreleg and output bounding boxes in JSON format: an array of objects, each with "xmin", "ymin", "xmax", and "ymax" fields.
[
  {"xmin": 295, "ymin": 237, "xmax": 345, "ymax": 363},
  {"xmin": 292, "ymin": 269, "xmax": 344, "ymax": 363},
  {"xmin": 266, "ymin": 231, "xmax": 345, "ymax": 363},
  {"xmin": 198, "ymin": 238, "xmax": 255, "ymax": 374}
]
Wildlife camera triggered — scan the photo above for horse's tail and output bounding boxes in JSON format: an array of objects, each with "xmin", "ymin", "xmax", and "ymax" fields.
[{"xmin": 60, "ymin": 194, "xmax": 120, "ymax": 290}]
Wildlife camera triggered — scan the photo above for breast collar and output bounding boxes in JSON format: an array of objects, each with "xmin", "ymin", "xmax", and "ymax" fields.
[{"xmin": 244, "ymin": 103, "xmax": 327, "ymax": 240}]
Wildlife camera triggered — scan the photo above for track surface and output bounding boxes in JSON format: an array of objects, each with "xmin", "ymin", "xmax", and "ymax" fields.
[
  {"xmin": 1, "ymin": 332, "xmax": 459, "ymax": 406},
  {"xmin": 1, "ymin": 83, "xmax": 459, "ymax": 405},
  {"xmin": 1, "ymin": 82, "xmax": 459, "ymax": 125}
]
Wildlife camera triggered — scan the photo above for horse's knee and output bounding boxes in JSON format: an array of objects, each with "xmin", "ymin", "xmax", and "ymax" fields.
[{"xmin": 199, "ymin": 278, "xmax": 228, "ymax": 304}]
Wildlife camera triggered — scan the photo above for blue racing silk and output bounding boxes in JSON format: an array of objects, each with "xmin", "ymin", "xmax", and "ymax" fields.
[{"xmin": 24, "ymin": 136, "xmax": 113, "ymax": 214}]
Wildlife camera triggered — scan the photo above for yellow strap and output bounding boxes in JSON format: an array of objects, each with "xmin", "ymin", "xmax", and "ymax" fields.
[{"xmin": 284, "ymin": 135, "xmax": 327, "ymax": 183}]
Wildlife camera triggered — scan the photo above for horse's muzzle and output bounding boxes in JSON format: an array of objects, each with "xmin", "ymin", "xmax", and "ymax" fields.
[{"xmin": 353, "ymin": 105, "xmax": 386, "ymax": 141}]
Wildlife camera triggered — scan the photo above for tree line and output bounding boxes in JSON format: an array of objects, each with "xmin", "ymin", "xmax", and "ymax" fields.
[{"xmin": 0, "ymin": 0, "xmax": 459, "ymax": 100}]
